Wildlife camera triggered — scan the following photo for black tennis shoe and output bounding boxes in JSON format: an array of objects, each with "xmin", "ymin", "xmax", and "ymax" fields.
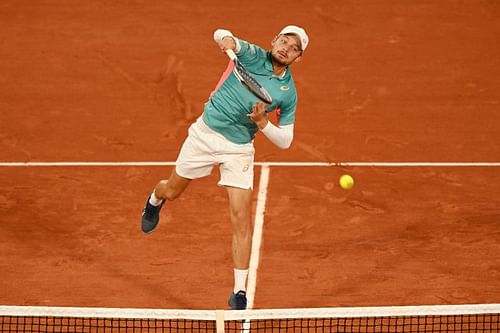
[
  {"xmin": 141, "ymin": 196, "xmax": 164, "ymax": 233},
  {"xmin": 228, "ymin": 290, "xmax": 247, "ymax": 310}
]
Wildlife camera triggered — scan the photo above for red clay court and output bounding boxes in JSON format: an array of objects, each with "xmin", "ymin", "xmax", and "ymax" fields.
[{"xmin": 1, "ymin": 0, "xmax": 499, "ymax": 319}]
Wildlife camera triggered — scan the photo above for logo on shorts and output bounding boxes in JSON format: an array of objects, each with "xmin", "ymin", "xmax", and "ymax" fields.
[
  {"xmin": 280, "ymin": 85, "xmax": 290, "ymax": 91},
  {"xmin": 242, "ymin": 164, "xmax": 249, "ymax": 172}
]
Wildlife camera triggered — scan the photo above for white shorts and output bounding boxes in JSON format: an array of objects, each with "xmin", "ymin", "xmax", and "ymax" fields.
[{"xmin": 175, "ymin": 117, "xmax": 255, "ymax": 189}]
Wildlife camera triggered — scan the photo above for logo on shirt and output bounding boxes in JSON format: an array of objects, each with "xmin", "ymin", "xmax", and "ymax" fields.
[{"xmin": 280, "ymin": 85, "xmax": 290, "ymax": 91}]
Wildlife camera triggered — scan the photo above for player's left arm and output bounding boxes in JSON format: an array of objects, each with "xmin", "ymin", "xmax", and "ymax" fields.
[{"xmin": 248, "ymin": 102, "xmax": 295, "ymax": 150}]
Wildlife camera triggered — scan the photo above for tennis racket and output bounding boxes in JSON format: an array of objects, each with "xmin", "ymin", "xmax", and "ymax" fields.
[{"xmin": 225, "ymin": 49, "xmax": 273, "ymax": 104}]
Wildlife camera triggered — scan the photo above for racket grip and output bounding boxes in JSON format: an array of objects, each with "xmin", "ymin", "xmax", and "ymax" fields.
[{"xmin": 225, "ymin": 49, "xmax": 237, "ymax": 60}]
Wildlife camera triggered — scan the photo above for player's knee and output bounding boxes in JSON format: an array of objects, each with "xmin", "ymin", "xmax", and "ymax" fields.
[
  {"xmin": 230, "ymin": 207, "xmax": 248, "ymax": 221},
  {"xmin": 230, "ymin": 212, "xmax": 251, "ymax": 234}
]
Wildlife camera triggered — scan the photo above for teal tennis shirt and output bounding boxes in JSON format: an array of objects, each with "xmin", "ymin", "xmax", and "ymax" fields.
[{"xmin": 202, "ymin": 39, "xmax": 298, "ymax": 144}]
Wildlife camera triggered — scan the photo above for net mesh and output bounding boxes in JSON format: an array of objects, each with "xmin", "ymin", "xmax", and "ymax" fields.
[
  {"xmin": 0, "ymin": 316, "xmax": 214, "ymax": 332},
  {"xmin": 1, "ymin": 304, "xmax": 499, "ymax": 332},
  {"xmin": 226, "ymin": 315, "xmax": 499, "ymax": 332}
]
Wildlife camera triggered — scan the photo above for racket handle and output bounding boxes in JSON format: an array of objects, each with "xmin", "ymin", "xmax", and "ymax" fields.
[{"xmin": 225, "ymin": 49, "xmax": 237, "ymax": 60}]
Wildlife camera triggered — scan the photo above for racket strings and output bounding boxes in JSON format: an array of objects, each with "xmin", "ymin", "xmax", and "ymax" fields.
[{"xmin": 232, "ymin": 61, "xmax": 273, "ymax": 104}]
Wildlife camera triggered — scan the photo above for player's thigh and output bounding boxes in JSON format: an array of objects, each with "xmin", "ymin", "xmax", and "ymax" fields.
[
  {"xmin": 175, "ymin": 127, "xmax": 216, "ymax": 180},
  {"xmin": 218, "ymin": 148, "xmax": 255, "ymax": 190}
]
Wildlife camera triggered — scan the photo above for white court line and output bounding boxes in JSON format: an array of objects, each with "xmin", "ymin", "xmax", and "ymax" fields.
[
  {"xmin": 1, "ymin": 161, "xmax": 500, "ymax": 167},
  {"xmin": 246, "ymin": 165, "xmax": 270, "ymax": 310},
  {"xmin": 242, "ymin": 165, "xmax": 270, "ymax": 332},
  {"xmin": 0, "ymin": 162, "xmax": 177, "ymax": 167}
]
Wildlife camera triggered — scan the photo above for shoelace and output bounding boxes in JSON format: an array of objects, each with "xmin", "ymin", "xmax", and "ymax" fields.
[{"xmin": 144, "ymin": 203, "xmax": 158, "ymax": 218}]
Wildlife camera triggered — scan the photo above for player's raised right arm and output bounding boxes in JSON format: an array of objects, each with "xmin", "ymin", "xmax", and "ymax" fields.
[{"xmin": 213, "ymin": 29, "xmax": 241, "ymax": 53}]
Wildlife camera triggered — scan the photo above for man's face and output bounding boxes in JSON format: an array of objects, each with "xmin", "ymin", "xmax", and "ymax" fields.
[{"xmin": 271, "ymin": 34, "xmax": 303, "ymax": 66}]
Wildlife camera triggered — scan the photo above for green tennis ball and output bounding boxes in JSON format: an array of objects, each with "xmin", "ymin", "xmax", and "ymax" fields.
[{"xmin": 339, "ymin": 174, "xmax": 354, "ymax": 190}]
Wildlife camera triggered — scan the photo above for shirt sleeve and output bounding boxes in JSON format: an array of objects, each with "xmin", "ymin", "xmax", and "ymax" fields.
[{"xmin": 260, "ymin": 123, "xmax": 294, "ymax": 149}]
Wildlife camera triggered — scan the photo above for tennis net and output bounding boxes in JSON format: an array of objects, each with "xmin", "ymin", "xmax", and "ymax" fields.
[{"xmin": 0, "ymin": 303, "xmax": 498, "ymax": 332}]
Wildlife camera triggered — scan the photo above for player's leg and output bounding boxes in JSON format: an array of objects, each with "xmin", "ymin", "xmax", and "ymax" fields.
[
  {"xmin": 226, "ymin": 185, "xmax": 253, "ymax": 310},
  {"xmin": 154, "ymin": 168, "xmax": 192, "ymax": 201},
  {"xmin": 217, "ymin": 142, "xmax": 255, "ymax": 310},
  {"xmin": 141, "ymin": 117, "xmax": 216, "ymax": 233},
  {"xmin": 227, "ymin": 186, "xmax": 253, "ymax": 270},
  {"xmin": 141, "ymin": 169, "xmax": 192, "ymax": 234}
]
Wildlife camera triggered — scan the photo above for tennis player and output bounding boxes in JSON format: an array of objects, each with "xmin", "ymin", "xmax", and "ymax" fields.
[{"xmin": 141, "ymin": 25, "xmax": 309, "ymax": 310}]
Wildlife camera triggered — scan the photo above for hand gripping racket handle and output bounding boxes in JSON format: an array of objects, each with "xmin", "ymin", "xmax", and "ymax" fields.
[{"xmin": 225, "ymin": 49, "xmax": 237, "ymax": 61}]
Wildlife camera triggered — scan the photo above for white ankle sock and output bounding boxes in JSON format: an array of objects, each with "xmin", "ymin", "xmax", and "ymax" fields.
[
  {"xmin": 233, "ymin": 269, "xmax": 248, "ymax": 293},
  {"xmin": 149, "ymin": 191, "xmax": 164, "ymax": 206}
]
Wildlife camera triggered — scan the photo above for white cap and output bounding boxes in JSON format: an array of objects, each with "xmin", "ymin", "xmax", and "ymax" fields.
[{"xmin": 278, "ymin": 25, "xmax": 309, "ymax": 52}]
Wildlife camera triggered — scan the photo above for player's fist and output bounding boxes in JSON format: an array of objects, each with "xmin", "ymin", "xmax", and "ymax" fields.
[
  {"xmin": 219, "ymin": 36, "xmax": 236, "ymax": 52},
  {"xmin": 248, "ymin": 102, "xmax": 269, "ymax": 129}
]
